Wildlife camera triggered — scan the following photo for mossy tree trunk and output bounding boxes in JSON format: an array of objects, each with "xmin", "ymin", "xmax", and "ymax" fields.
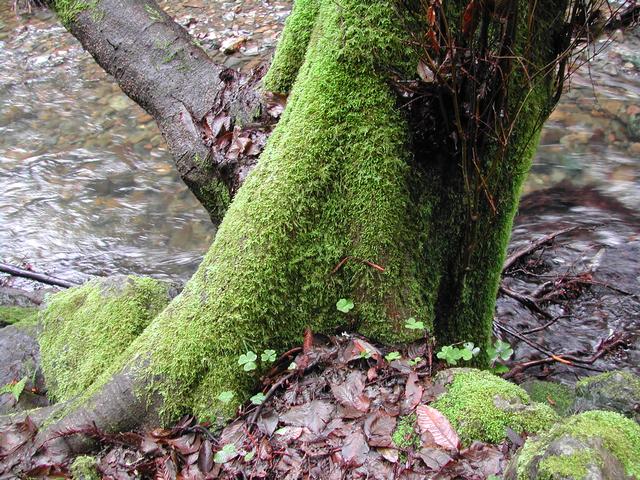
[{"xmin": 2, "ymin": 0, "xmax": 574, "ymax": 470}]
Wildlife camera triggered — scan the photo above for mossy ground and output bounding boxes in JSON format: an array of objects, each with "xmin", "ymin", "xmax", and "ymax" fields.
[
  {"xmin": 515, "ymin": 410, "xmax": 640, "ymax": 479},
  {"xmin": 39, "ymin": 276, "xmax": 170, "ymax": 402},
  {"xmin": 432, "ymin": 369, "xmax": 558, "ymax": 445},
  {"xmin": 0, "ymin": 306, "xmax": 37, "ymax": 327},
  {"xmin": 522, "ymin": 380, "xmax": 576, "ymax": 417},
  {"xmin": 69, "ymin": 455, "xmax": 99, "ymax": 480}
]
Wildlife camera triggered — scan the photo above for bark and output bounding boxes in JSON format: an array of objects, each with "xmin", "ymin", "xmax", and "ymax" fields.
[{"xmin": 48, "ymin": 0, "xmax": 278, "ymax": 223}]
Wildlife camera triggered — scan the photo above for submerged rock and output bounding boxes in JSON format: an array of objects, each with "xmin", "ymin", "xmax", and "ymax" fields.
[
  {"xmin": 507, "ymin": 410, "xmax": 640, "ymax": 479},
  {"xmin": 432, "ymin": 369, "xmax": 558, "ymax": 445},
  {"xmin": 574, "ymin": 370, "xmax": 640, "ymax": 423}
]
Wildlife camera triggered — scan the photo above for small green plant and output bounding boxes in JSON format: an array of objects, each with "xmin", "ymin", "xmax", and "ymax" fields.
[
  {"xmin": 0, "ymin": 377, "xmax": 27, "ymax": 402},
  {"xmin": 261, "ymin": 349, "xmax": 277, "ymax": 363},
  {"xmin": 436, "ymin": 342, "xmax": 480, "ymax": 366},
  {"xmin": 359, "ymin": 349, "xmax": 372, "ymax": 359},
  {"xmin": 238, "ymin": 351, "xmax": 258, "ymax": 371},
  {"xmin": 408, "ymin": 356, "xmax": 422, "ymax": 367},
  {"xmin": 217, "ymin": 390, "xmax": 234, "ymax": 403},
  {"xmin": 404, "ymin": 317, "xmax": 424, "ymax": 330},
  {"xmin": 243, "ymin": 451, "xmax": 255, "ymax": 462},
  {"xmin": 385, "ymin": 351, "xmax": 402, "ymax": 362},
  {"xmin": 336, "ymin": 298, "xmax": 354, "ymax": 313},
  {"xmin": 250, "ymin": 392, "xmax": 267, "ymax": 405},
  {"xmin": 287, "ymin": 362, "xmax": 297, "ymax": 370},
  {"xmin": 214, "ymin": 443, "xmax": 236, "ymax": 464},
  {"xmin": 487, "ymin": 339, "xmax": 514, "ymax": 363}
]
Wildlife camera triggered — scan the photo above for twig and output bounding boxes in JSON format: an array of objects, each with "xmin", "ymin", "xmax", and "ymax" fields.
[
  {"xmin": 522, "ymin": 315, "xmax": 569, "ymax": 335},
  {"xmin": 248, "ymin": 372, "xmax": 295, "ymax": 426},
  {"xmin": 0, "ymin": 262, "xmax": 78, "ymax": 288},
  {"xmin": 499, "ymin": 285, "xmax": 553, "ymax": 319},
  {"xmin": 502, "ymin": 227, "xmax": 578, "ymax": 273}
]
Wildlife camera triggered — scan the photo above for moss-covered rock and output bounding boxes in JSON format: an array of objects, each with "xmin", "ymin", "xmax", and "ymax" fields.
[
  {"xmin": 521, "ymin": 380, "xmax": 576, "ymax": 417},
  {"xmin": 69, "ymin": 455, "xmax": 99, "ymax": 480},
  {"xmin": 0, "ymin": 305, "xmax": 38, "ymax": 328},
  {"xmin": 574, "ymin": 370, "xmax": 640, "ymax": 423},
  {"xmin": 432, "ymin": 369, "xmax": 558, "ymax": 445},
  {"xmin": 39, "ymin": 275, "xmax": 171, "ymax": 402},
  {"xmin": 508, "ymin": 410, "xmax": 640, "ymax": 479}
]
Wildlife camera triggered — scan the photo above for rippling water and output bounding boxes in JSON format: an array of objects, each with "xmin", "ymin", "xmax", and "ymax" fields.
[{"xmin": 0, "ymin": 3, "xmax": 639, "ymax": 292}]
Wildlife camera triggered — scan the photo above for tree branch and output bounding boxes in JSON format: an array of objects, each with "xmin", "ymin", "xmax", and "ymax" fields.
[{"xmin": 48, "ymin": 0, "xmax": 280, "ymax": 224}]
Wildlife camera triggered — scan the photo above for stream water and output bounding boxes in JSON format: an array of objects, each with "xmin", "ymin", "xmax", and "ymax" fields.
[{"xmin": 0, "ymin": 3, "xmax": 638, "ymax": 377}]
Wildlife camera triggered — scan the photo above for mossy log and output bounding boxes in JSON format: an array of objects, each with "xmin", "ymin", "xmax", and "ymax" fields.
[{"xmin": 1, "ymin": 0, "xmax": 568, "ymax": 471}]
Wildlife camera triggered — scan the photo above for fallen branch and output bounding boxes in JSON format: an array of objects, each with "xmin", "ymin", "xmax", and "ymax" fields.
[
  {"xmin": 0, "ymin": 262, "xmax": 77, "ymax": 289},
  {"xmin": 502, "ymin": 226, "xmax": 578, "ymax": 273},
  {"xmin": 499, "ymin": 285, "xmax": 553, "ymax": 319}
]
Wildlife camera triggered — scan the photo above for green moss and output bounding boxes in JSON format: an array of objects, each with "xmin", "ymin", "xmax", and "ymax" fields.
[
  {"xmin": 95, "ymin": 0, "xmax": 436, "ymax": 423},
  {"xmin": 197, "ymin": 179, "xmax": 231, "ymax": 222},
  {"xmin": 262, "ymin": 0, "xmax": 320, "ymax": 94},
  {"xmin": 55, "ymin": 0, "xmax": 573, "ymax": 427},
  {"xmin": 69, "ymin": 455, "xmax": 99, "ymax": 480},
  {"xmin": 515, "ymin": 411, "xmax": 640, "ymax": 479},
  {"xmin": 536, "ymin": 450, "xmax": 598, "ymax": 480},
  {"xmin": 432, "ymin": 369, "xmax": 558, "ymax": 444},
  {"xmin": 39, "ymin": 276, "xmax": 170, "ymax": 402},
  {"xmin": 522, "ymin": 380, "xmax": 576, "ymax": 416},
  {"xmin": 51, "ymin": 0, "xmax": 100, "ymax": 27},
  {"xmin": 0, "ymin": 306, "xmax": 38, "ymax": 326},
  {"xmin": 392, "ymin": 413, "xmax": 420, "ymax": 450}
]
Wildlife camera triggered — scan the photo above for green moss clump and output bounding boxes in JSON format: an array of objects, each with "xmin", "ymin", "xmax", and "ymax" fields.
[
  {"xmin": 432, "ymin": 369, "xmax": 558, "ymax": 444},
  {"xmin": 51, "ymin": 0, "xmax": 100, "ymax": 27},
  {"xmin": 39, "ymin": 276, "xmax": 170, "ymax": 402},
  {"xmin": 0, "ymin": 306, "xmax": 38, "ymax": 327},
  {"xmin": 69, "ymin": 455, "xmax": 99, "ymax": 480},
  {"xmin": 536, "ymin": 450, "xmax": 599, "ymax": 480},
  {"xmin": 522, "ymin": 380, "xmax": 576, "ymax": 417},
  {"xmin": 392, "ymin": 413, "xmax": 420, "ymax": 450},
  {"xmin": 514, "ymin": 411, "xmax": 640, "ymax": 479}
]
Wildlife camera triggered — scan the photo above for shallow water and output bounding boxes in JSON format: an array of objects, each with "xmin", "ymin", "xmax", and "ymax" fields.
[{"xmin": 0, "ymin": 3, "xmax": 639, "ymax": 376}]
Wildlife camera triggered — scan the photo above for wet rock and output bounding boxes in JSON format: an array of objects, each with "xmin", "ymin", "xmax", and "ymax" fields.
[
  {"xmin": 506, "ymin": 411, "xmax": 640, "ymax": 479},
  {"xmin": 432, "ymin": 369, "xmax": 558, "ymax": 445},
  {"xmin": 0, "ymin": 320, "xmax": 48, "ymax": 415},
  {"xmin": 574, "ymin": 370, "xmax": 640, "ymax": 422},
  {"xmin": 220, "ymin": 36, "xmax": 246, "ymax": 54}
]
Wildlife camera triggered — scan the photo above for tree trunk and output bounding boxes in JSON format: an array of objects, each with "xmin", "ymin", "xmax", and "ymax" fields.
[{"xmin": 2, "ymin": 0, "xmax": 573, "ymax": 471}]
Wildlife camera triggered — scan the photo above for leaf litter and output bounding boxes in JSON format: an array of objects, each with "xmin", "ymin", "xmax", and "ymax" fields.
[{"xmin": 1, "ymin": 333, "xmax": 517, "ymax": 479}]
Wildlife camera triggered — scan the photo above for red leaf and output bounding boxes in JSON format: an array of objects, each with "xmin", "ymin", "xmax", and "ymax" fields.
[
  {"xmin": 462, "ymin": 0, "xmax": 478, "ymax": 38},
  {"xmin": 416, "ymin": 405, "xmax": 460, "ymax": 451},
  {"xmin": 363, "ymin": 411, "xmax": 396, "ymax": 447},
  {"xmin": 198, "ymin": 439, "xmax": 214, "ymax": 473},
  {"xmin": 426, "ymin": 5, "xmax": 436, "ymax": 26},
  {"xmin": 340, "ymin": 429, "xmax": 369, "ymax": 467},
  {"xmin": 401, "ymin": 372, "xmax": 423, "ymax": 414},
  {"xmin": 331, "ymin": 371, "xmax": 370, "ymax": 413},
  {"xmin": 427, "ymin": 30, "xmax": 440, "ymax": 54}
]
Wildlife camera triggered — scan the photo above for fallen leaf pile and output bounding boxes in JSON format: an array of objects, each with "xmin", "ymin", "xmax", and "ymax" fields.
[{"xmin": 1, "ymin": 334, "xmax": 520, "ymax": 478}]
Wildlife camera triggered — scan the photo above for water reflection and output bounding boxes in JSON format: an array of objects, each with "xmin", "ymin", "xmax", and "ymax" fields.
[{"xmin": 0, "ymin": 4, "xmax": 639, "ymax": 291}]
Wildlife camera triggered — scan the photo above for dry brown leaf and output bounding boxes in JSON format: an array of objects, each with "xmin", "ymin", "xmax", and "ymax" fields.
[{"xmin": 416, "ymin": 405, "xmax": 459, "ymax": 451}]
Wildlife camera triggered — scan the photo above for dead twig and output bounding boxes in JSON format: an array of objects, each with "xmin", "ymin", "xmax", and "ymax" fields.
[
  {"xmin": 0, "ymin": 262, "xmax": 78, "ymax": 289},
  {"xmin": 502, "ymin": 227, "xmax": 579, "ymax": 273},
  {"xmin": 499, "ymin": 285, "xmax": 553, "ymax": 319}
]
